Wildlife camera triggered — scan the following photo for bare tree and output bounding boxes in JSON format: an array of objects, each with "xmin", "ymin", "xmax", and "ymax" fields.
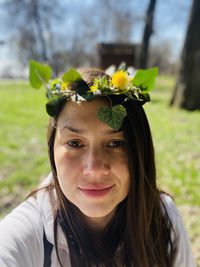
[
  {"xmin": 63, "ymin": 0, "xmax": 136, "ymax": 69},
  {"xmin": 139, "ymin": 0, "xmax": 157, "ymax": 68},
  {"xmin": 96, "ymin": 0, "xmax": 136, "ymax": 43},
  {"xmin": 148, "ymin": 41, "xmax": 177, "ymax": 74},
  {"xmin": 170, "ymin": 0, "xmax": 200, "ymax": 110},
  {"xmin": 2, "ymin": 0, "xmax": 62, "ymax": 64},
  {"xmin": 0, "ymin": 0, "xmax": 149, "ymax": 73}
]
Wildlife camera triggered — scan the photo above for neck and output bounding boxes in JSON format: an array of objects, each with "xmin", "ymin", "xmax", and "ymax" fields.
[{"xmin": 83, "ymin": 209, "xmax": 116, "ymax": 230}]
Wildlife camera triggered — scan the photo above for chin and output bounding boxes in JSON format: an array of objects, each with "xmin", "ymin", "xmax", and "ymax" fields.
[{"xmin": 78, "ymin": 204, "xmax": 115, "ymax": 219}]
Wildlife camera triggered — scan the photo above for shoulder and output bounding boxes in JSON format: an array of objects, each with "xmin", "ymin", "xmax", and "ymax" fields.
[
  {"xmin": 160, "ymin": 193, "xmax": 180, "ymax": 222},
  {"xmin": 160, "ymin": 193, "xmax": 196, "ymax": 267},
  {"xmin": 0, "ymin": 174, "xmax": 54, "ymax": 267},
  {"xmin": 160, "ymin": 193, "xmax": 188, "ymax": 242},
  {"xmin": 0, "ymin": 197, "xmax": 44, "ymax": 266}
]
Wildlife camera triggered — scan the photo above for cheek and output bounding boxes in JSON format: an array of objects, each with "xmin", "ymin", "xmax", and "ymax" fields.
[
  {"xmin": 116, "ymin": 153, "xmax": 129, "ymax": 174},
  {"xmin": 54, "ymin": 146, "xmax": 80, "ymax": 180},
  {"xmin": 122, "ymin": 168, "xmax": 130, "ymax": 194},
  {"xmin": 121, "ymin": 157, "xmax": 130, "ymax": 189},
  {"xmin": 113, "ymin": 155, "xmax": 130, "ymax": 192},
  {"xmin": 54, "ymin": 147, "xmax": 80, "ymax": 200}
]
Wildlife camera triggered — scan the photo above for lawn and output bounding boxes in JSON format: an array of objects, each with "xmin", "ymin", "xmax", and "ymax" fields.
[
  {"xmin": 0, "ymin": 81, "xmax": 50, "ymax": 216},
  {"xmin": 145, "ymin": 76, "xmax": 200, "ymax": 206},
  {"xmin": 0, "ymin": 76, "xmax": 200, "ymax": 264}
]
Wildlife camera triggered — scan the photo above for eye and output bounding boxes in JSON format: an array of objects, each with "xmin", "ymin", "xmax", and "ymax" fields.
[
  {"xmin": 107, "ymin": 140, "xmax": 125, "ymax": 148},
  {"xmin": 66, "ymin": 140, "xmax": 84, "ymax": 148}
]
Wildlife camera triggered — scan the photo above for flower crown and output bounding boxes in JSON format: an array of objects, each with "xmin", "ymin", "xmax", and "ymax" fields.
[{"xmin": 29, "ymin": 60, "xmax": 158, "ymax": 130}]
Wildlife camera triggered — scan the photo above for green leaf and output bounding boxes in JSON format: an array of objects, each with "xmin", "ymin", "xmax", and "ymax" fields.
[
  {"xmin": 46, "ymin": 96, "xmax": 66, "ymax": 117},
  {"xmin": 98, "ymin": 105, "xmax": 127, "ymax": 130},
  {"xmin": 29, "ymin": 60, "xmax": 52, "ymax": 89},
  {"xmin": 62, "ymin": 69, "xmax": 82, "ymax": 83},
  {"xmin": 132, "ymin": 67, "xmax": 158, "ymax": 93}
]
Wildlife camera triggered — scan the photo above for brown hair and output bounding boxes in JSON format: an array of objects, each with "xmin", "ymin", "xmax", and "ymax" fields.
[{"xmin": 44, "ymin": 69, "xmax": 176, "ymax": 266}]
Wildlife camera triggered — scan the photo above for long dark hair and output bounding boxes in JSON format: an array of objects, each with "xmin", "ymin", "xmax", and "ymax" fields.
[{"xmin": 45, "ymin": 69, "xmax": 176, "ymax": 267}]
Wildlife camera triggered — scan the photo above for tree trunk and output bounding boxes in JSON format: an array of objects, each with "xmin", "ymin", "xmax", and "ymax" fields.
[
  {"xmin": 32, "ymin": 0, "xmax": 48, "ymax": 61},
  {"xmin": 170, "ymin": 0, "xmax": 200, "ymax": 110},
  {"xmin": 139, "ymin": 0, "xmax": 157, "ymax": 68}
]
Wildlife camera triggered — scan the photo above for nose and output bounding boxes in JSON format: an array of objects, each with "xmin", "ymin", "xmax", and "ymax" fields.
[{"xmin": 82, "ymin": 147, "xmax": 110, "ymax": 177}]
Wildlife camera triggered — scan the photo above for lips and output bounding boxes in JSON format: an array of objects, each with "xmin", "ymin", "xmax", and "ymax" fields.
[{"xmin": 79, "ymin": 185, "xmax": 114, "ymax": 197}]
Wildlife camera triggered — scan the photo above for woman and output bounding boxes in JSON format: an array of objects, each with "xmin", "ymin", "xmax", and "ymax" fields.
[{"xmin": 0, "ymin": 62, "xmax": 195, "ymax": 267}]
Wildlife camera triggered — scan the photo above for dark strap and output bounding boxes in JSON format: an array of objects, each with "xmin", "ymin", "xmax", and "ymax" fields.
[{"xmin": 43, "ymin": 231, "xmax": 53, "ymax": 267}]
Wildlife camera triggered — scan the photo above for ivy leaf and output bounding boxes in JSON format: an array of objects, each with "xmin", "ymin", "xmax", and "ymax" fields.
[
  {"xmin": 29, "ymin": 60, "xmax": 52, "ymax": 89},
  {"xmin": 62, "ymin": 69, "xmax": 82, "ymax": 83},
  {"xmin": 98, "ymin": 105, "xmax": 127, "ymax": 131},
  {"xmin": 46, "ymin": 96, "xmax": 66, "ymax": 117},
  {"xmin": 132, "ymin": 67, "xmax": 158, "ymax": 93}
]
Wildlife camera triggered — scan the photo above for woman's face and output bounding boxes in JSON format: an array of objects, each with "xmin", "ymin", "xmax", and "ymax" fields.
[{"xmin": 54, "ymin": 98, "xmax": 130, "ymax": 228}]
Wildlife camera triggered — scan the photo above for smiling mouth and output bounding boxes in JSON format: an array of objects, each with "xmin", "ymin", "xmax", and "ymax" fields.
[{"xmin": 79, "ymin": 185, "xmax": 114, "ymax": 197}]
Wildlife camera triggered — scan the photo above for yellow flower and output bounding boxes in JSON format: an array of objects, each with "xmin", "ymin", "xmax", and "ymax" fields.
[
  {"xmin": 89, "ymin": 84, "xmax": 98, "ymax": 93},
  {"xmin": 61, "ymin": 82, "xmax": 69, "ymax": 91},
  {"xmin": 111, "ymin": 71, "xmax": 129, "ymax": 90}
]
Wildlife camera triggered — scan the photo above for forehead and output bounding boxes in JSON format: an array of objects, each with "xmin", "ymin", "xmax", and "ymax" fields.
[{"xmin": 57, "ymin": 98, "xmax": 116, "ymax": 133}]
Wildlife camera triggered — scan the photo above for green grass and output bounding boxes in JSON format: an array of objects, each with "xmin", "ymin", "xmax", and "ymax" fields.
[
  {"xmin": 144, "ymin": 75, "xmax": 200, "ymax": 206},
  {"xmin": 0, "ymin": 81, "xmax": 50, "ymax": 215},
  {"xmin": 0, "ymin": 76, "xmax": 199, "ymax": 216}
]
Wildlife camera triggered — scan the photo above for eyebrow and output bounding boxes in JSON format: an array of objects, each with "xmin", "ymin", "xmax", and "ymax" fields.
[{"xmin": 60, "ymin": 124, "xmax": 122, "ymax": 135}]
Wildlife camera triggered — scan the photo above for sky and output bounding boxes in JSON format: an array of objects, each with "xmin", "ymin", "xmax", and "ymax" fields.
[
  {"xmin": 130, "ymin": 0, "xmax": 192, "ymax": 57},
  {"xmin": 0, "ymin": 0, "xmax": 193, "ymax": 77}
]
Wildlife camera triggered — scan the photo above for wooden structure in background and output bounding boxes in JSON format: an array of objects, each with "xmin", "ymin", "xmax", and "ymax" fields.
[{"xmin": 97, "ymin": 43, "xmax": 140, "ymax": 69}]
